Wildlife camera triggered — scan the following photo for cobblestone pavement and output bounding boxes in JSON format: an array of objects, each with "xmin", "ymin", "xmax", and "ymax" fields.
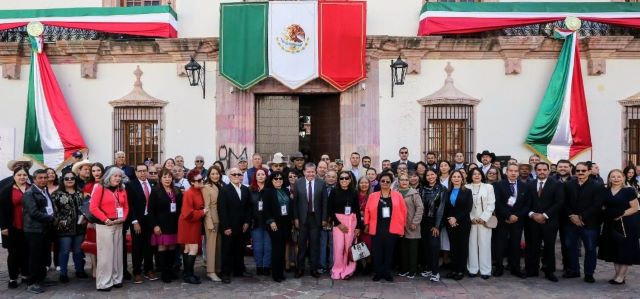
[{"xmin": 0, "ymin": 246, "xmax": 639, "ymax": 299}]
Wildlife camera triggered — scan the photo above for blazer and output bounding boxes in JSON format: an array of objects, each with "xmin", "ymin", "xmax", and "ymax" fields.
[
  {"xmin": 493, "ymin": 180, "xmax": 529, "ymax": 221},
  {"xmin": 147, "ymin": 186, "xmax": 182, "ymax": 234},
  {"xmin": 364, "ymin": 190, "xmax": 407, "ymax": 236},
  {"xmin": 401, "ymin": 188, "xmax": 424, "ymax": 239},
  {"xmin": 563, "ymin": 177, "xmax": 605, "ymax": 229},
  {"xmin": 263, "ymin": 187, "xmax": 292, "ymax": 226},
  {"xmin": 292, "ymin": 178, "xmax": 328, "ymax": 226},
  {"xmin": 525, "ymin": 178, "xmax": 565, "ymax": 224},
  {"xmin": 22, "ymin": 185, "xmax": 55, "ymax": 233},
  {"xmin": 391, "ymin": 160, "xmax": 416, "ymax": 172},
  {"xmin": 217, "ymin": 183, "xmax": 252, "ymax": 233},
  {"xmin": 346, "ymin": 166, "xmax": 367, "ymax": 181},
  {"xmin": 126, "ymin": 179, "xmax": 154, "ymax": 224},
  {"xmin": 202, "ymin": 184, "xmax": 220, "ymax": 231},
  {"xmin": 443, "ymin": 188, "xmax": 473, "ymax": 227},
  {"xmin": 0, "ymin": 183, "xmax": 17, "ymax": 231},
  {"xmin": 466, "ymin": 183, "xmax": 496, "ymax": 222}
]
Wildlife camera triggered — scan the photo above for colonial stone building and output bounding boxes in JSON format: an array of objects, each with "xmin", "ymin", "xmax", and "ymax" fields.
[{"xmin": 0, "ymin": 0, "xmax": 639, "ymax": 177}]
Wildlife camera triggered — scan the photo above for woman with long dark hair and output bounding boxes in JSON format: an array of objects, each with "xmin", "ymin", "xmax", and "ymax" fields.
[
  {"xmin": 0, "ymin": 167, "xmax": 31, "ymax": 288},
  {"xmin": 250, "ymin": 168, "xmax": 272, "ymax": 275},
  {"xmin": 263, "ymin": 172, "xmax": 292, "ymax": 282},
  {"xmin": 444, "ymin": 170, "xmax": 473, "ymax": 281},
  {"xmin": 419, "ymin": 168, "xmax": 447, "ymax": 282},
  {"xmin": 329, "ymin": 170, "xmax": 362, "ymax": 280},
  {"xmin": 203, "ymin": 166, "xmax": 222, "ymax": 281}
]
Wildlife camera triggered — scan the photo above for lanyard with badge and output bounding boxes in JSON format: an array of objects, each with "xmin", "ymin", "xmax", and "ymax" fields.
[
  {"xmin": 114, "ymin": 191, "xmax": 124, "ymax": 218},
  {"xmin": 380, "ymin": 195, "xmax": 391, "ymax": 219},
  {"xmin": 168, "ymin": 191, "xmax": 177, "ymax": 213},
  {"xmin": 257, "ymin": 193, "xmax": 264, "ymax": 212},
  {"xmin": 344, "ymin": 198, "xmax": 352, "ymax": 215},
  {"xmin": 43, "ymin": 189, "xmax": 54, "ymax": 216}
]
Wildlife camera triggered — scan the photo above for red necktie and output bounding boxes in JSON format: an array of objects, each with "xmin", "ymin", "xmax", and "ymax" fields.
[{"xmin": 143, "ymin": 181, "xmax": 150, "ymax": 207}]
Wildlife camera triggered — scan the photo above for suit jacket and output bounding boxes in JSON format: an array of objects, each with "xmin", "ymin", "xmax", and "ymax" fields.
[
  {"xmin": 202, "ymin": 184, "xmax": 220, "ymax": 231},
  {"xmin": 218, "ymin": 183, "xmax": 252, "ymax": 234},
  {"xmin": 346, "ymin": 166, "xmax": 367, "ymax": 181},
  {"xmin": 493, "ymin": 180, "xmax": 530, "ymax": 221},
  {"xmin": 525, "ymin": 178, "xmax": 565, "ymax": 224},
  {"xmin": 391, "ymin": 160, "xmax": 416, "ymax": 172},
  {"xmin": 443, "ymin": 188, "xmax": 473, "ymax": 227},
  {"xmin": 466, "ymin": 183, "xmax": 496, "ymax": 222},
  {"xmin": 563, "ymin": 177, "xmax": 605, "ymax": 229},
  {"xmin": 22, "ymin": 185, "xmax": 55, "ymax": 233},
  {"xmin": 292, "ymin": 178, "xmax": 327, "ymax": 226},
  {"xmin": 126, "ymin": 179, "xmax": 154, "ymax": 225}
]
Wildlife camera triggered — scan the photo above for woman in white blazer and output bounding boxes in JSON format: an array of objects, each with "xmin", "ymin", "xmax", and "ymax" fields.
[{"xmin": 466, "ymin": 168, "xmax": 496, "ymax": 279}]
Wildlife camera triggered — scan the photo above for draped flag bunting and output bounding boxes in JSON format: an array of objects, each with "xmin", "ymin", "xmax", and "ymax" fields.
[
  {"xmin": 268, "ymin": 1, "xmax": 319, "ymax": 90},
  {"xmin": 418, "ymin": 2, "xmax": 640, "ymax": 36},
  {"xmin": 525, "ymin": 29, "xmax": 591, "ymax": 163},
  {"xmin": 24, "ymin": 35, "xmax": 87, "ymax": 168},
  {"xmin": 319, "ymin": 1, "xmax": 366, "ymax": 91},
  {"xmin": 219, "ymin": 3, "xmax": 268, "ymax": 89},
  {"xmin": 219, "ymin": 1, "xmax": 367, "ymax": 91},
  {"xmin": 0, "ymin": 6, "xmax": 177, "ymax": 37}
]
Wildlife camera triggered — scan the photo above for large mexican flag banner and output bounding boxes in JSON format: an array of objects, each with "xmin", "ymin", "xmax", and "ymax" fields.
[{"xmin": 220, "ymin": 1, "xmax": 366, "ymax": 91}]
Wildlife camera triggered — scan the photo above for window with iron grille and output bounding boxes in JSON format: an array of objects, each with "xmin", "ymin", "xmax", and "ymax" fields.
[
  {"xmin": 122, "ymin": 0, "xmax": 161, "ymax": 6},
  {"xmin": 624, "ymin": 106, "xmax": 640, "ymax": 166},
  {"xmin": 113, "ymin": 107, "xmax": 163, "ymax": 166},
  {"xmin": 423, "ymin": 105, "xmax": 475, "ymax": 163}
]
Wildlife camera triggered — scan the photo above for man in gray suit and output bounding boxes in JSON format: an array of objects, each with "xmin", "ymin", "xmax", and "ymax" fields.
[{"xmin": 293, "ymin": 162, "xmax": 327, "ymax": 278}]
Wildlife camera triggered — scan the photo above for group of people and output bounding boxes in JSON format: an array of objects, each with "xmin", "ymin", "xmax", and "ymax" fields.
[{"xmin": 1, "ymin": 147, "xmax": 639, "ymax": 294}]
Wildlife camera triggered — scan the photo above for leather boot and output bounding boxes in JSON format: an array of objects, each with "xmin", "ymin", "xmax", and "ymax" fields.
[
  {"xmin": 161, "ymin": 251, "xmax": 172, "ymax": 283},
  {"xmin": 183, "ymin": 255, "xmax": 200, "ymax": 284}
]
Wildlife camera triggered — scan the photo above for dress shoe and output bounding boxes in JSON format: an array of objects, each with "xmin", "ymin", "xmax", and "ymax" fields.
[
  {"xmin": 562, "ymin": 272, "xmax": 580, "ymax": 278},
  {"xmin": 59, "ymin": 275, "xmax": 69, "ymax": 283},
  {"xmin": 453, "ymin": 273, "xmax": 464, "ymax": 281},
  {"xmin": 511, "ymin": 271, "xmax": 526, "ymax": 279},
  {"xmin": 263, "ymin": 268, "xmax": 271, "ymax": 276},
  {"xmin": 444, "ymin": 272, "xmax": 457, "ymax": 279},
  {"xmin": 123, "ymin": 271, "xmax": 132, "ymax": 280},
  {"xmin": 274, "ymin": 277, "xmax": 283, "ymax": 283},
  {"xmin": 545, "ymin": 273, "xmax": 559, "ymax": 282},
  {"xmin": 144, "ymin": 271, "xmax": 159, "ymax": 281},
  {"xmin": 372, "ymin": 275, "xmax": 381, "ymax": 281},
  {"xmin": 207, "ymin": 273, "xmax": 222, "ymax": 282},
  {"xmin": 256, "ymin": 267, "xmax": 264, "ymax": 275},
  {"xmin": 584, "ymin": 275, "xmax": 595, "ymax": 283},
  {"xmin": 311, "ymin": 270, "xmax": 320, "ymax": 278},
  {"xmin": 526, "ymin": 272, "xmax": 539, "ymax": 278},
  {"xmin": 468, "ymin": 272, "xmax": 478, "ymax": 278},
  {"xmin": 113, "ymin": 283, "xmax": 123, "ymax": 288},
  {"xmin": 493, "ymin": 268, "xmax": 504, "ymax": 277},
  {"xmin": 294, "ymin": 271, "xmax": 304, "ymax": 278},
  {"xmin": 609, "ymin": 279, "xmax": 625, "ymax": 285},
  {"xmin": 8, "ymin": 280, "xmax": 18, "ymax": 289},
  {"xmin": 133, "ymin": 274, "xmax": 144, "ymax": 284},
  {"xmin": 234, "ymin": 271, "xmax": 253, "ymax": 278},
  {"xmin": 75, "ymin": 271, "xmax": 89, "ymax": 279},
  {"xmin": 27, "ymin": 284, "xmax": 45, "ymax": 294},
  {"xmin": 96, "ymin": 287, "xmax": 111, "ymax": 292},
  {"xmin": 221, "ymin": 277, "xmax": 231, "ymax": 284},
  {"xmin": 481, "ymin": 275, "xmax": 490, "ymax": 280}
]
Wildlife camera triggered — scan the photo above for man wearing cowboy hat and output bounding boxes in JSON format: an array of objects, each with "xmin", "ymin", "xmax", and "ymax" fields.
[
  {"xmin": 477, "ymin": 150, "xmax": 496, "ymax": 175},
  {"xmin": 290, "ymin": 152, "xmax": 305, "ymax": 178},
  {"xmin": 268, "ymin": 153, "xmax": 288, "ymax": 177},
  {"xmin": 61, "ymin": 151, "xmax": 83, "ymax": 174},
  {"xmin": 72, "ymin": 159, "xmax": 92, "ymax": 191}
]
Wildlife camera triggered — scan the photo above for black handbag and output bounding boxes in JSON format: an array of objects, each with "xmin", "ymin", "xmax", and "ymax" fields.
[{"xmin": 80, "ymin": 187, "xmax": 104, "ymax": 225}]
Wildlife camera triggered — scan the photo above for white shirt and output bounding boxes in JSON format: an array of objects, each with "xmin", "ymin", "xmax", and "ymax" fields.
[
  {"xmin": 481, "ymin": 164, "xmax": 491, "ymax": 175},
  {"xmin": 232, "ymin": 183, "xmax": 242, "ymax": 199},
  {"xmin": 174, "ymin": 178, "xmax": 191, "ymax": 191},
  {"xmin": 306, "ymin": 179, "xmax": 315, "ymax": 212},
  {"xmin": 351, "ymin": 167, "xmax": 361, "ymax": 180},
  {"xmin": 529, "ymin": 179, "xmax": 549, "ymax": 219}
]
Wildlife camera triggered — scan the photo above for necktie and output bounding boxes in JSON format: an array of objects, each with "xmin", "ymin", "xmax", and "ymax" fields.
[
  {"xmin": 509, "ymin": 182, "xmax": 515, "ymax": 197},
  {"xmin": 538, "ymin": 181, "xmax": 544, "ymax": 197},
  {"xmin": 308, "ymin": 181, "xmax": 313, "ymax": 213},
  {"xmin": 143, "ymin": 181, "xmax": 150, "ymax": 205}
]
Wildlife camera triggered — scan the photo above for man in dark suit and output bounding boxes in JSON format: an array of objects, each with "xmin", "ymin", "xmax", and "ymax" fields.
[
  {"xmin": 524, "ymin": 162, "xmax": 565, "ymax": 282},
  {"xmin": 562, "ymin": 162, "xmax": 604, "ymax": 283},
  {"xmin": 218, "ymin": 167, "xmax": 253, "ymax": 283},
  {"xmin": 293, "ymin": 162, "xmax": 328, "ymax": 278},
  {"xmin": 553, "ymin": 159, "xmax": 574, "ymax": 276},
  {"xmin": 126, "ymin": 163, "xmax": 157, "ymax": 283},
  {"xmin": 391, "ymin": 147, "xmax": 416, "ymax": 173},
  {"xmin": 492, "ymin": 163, "xmax": 530, "ymax": 278}
]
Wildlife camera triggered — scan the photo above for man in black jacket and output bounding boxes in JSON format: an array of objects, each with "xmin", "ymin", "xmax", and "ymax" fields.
[
  {"xmin": 22, "ymin": 169, "xmax": 55, "ymax": 294},
  {"xmin": 126, "ymin": 163, "xmax": 157, "ymax": 283},
  {"xmin": 562, "ymin": 162, "xmax": 604, "ymax": 283},
  {"xmin": 492, "ymin": 163, "xmax": 530, "ymax": 278},
  {"xmin": 391, "ymin": 147, "xmax": 416, "ymax": 173},
  {"xmin": 218, "ymin": 167, "xmax": 252, "ymax": 283},
  {"xmin": 524, "ymin": 162, "xmax": 565, "ymax": 282}
]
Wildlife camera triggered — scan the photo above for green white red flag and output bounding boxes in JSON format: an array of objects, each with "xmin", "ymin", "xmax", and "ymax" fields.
[
  {"xmin": 23, "ymin": 36, "xmax": 87, "ymax": 169},
  {"xmin": 525, "ymin": 31, "xmax": 592, "ymax": 163}
]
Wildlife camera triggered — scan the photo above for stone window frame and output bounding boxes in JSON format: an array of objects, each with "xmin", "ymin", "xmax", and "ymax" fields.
[
  {"xmin": 102, "ymin": 0, "xmax": 175, "ymax": 10},
  {"xmin": 620, "ymin": 96, "xmax": 640, "ymax": 166}
]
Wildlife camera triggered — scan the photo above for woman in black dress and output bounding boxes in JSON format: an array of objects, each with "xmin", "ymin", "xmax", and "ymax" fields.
[
  {"xmin": 263, "ymin": 172, "xmax": 292, "ymax": 282},
  {"xmin": 444, "ymin": 170, "xmax": 473, "ymax": 281},
  {"xmin": 599, "ymin": 169, "xmax": 640, "ymax": 285}
]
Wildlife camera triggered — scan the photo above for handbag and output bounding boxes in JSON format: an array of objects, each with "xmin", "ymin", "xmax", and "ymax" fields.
[
  {"xmin": 80, "ymin": 186, "xmax": 104, "ymax": 225},
  {"xmin": 480, "ymin": 191, "xmax": 498, "ymax": 229},
  {"xmin": 349, "ymin": 239, "xmax": 370, "ymax": 262}
]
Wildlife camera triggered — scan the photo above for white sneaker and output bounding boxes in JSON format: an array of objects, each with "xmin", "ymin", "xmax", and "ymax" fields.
[
  {"xmin": 430, "ymin": 273, "xmax": 440, "ymax": 282},
  {"xmin": 421, "ymin": 271, "xmax": 432, "ymax": 278},
  {"xmin": 398, "ymin": 272, "xmax": 409, "ymax": 277}
]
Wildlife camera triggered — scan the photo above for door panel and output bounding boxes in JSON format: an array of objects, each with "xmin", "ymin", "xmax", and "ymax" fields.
[{"xmin": 255, "ymin": 95, "xmax": 300, "ymax": 161}]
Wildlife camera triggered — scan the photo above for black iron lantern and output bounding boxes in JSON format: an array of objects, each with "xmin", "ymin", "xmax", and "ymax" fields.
[
  {"xmin": 184, "ymin": 56, "xmax": 206, "ymax": 99},
  {"xmin": 390, "ymin": 55, "xmax": 408, "ymax": 97}
]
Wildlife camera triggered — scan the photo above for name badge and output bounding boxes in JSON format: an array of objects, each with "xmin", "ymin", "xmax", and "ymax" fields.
[
  {"xmin": 382, "ymin": 207, "xmax": 390, "ymax": 218},
  {"xmin": 170, "ymin": 202, "xmax": 177, "ymax": 213},
  {"xmin": 508, "ymin": 196, "xmax": 516, "ymax": 207},
  {"xmin": 116, "ymin": 207, "xmax": 124, "ymax": 218},
  {"xmin": 281, "ymin": 205, "xmax": 288, "ymax": 216},
  {"xmin": 45, "ymin": 206, "xmax": 54, "ymax": 216},
  {"xmin": 345, "ymin": 206, "xmax": 352, "ymax": 215},
  {"xmin": 258, "ymin": 201, "xmax": 263, "ymax": 211}
]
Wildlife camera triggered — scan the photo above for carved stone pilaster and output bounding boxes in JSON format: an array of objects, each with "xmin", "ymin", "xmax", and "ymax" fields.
[
  {"xmin": 56, "ymin": 40, "xmax": 101, "ymax": 79},
  {"xmin": 496, "ymin": 36, "xmax": 544, "ymax": 75},
  {"xmin": 583, "ymin": 36, "xmax": 633, "ymax": 76},
  {"xmin": 400, "ymin": 49, "xmax": 427, "ymax": 75},
  {"xmin": 156, "ymin": 39, "xmax": 218, "ymax": 77},
  {"xmin": 0, "ymin": 42, "xmax": 22, "ymax": 80}
]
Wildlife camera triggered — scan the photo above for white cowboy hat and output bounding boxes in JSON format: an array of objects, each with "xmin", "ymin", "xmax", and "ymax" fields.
[
  {"xmin": 268, "ymin": 152, "xmax": 286, "ymax": 166},
  {"xmin": 71, "ymin": 159, "xmax": 92, "ymax": 175},
  {"xmin": 6, "ymin": 156, "xmax": 33, "ymax": 171}
]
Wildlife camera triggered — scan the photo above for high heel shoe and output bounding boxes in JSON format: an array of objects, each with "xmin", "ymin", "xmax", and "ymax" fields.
[{"xmin": 609, "ymin": 279, "xmax": 625, "ymax": 285}]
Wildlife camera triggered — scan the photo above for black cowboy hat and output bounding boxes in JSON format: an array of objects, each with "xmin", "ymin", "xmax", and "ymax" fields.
[{"xmin": 476, "ymin": 150, "xmax": 496, "ymax": 163}]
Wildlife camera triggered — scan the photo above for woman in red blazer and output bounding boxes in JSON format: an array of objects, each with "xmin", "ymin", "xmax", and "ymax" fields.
[
  {"xmin": 364, "ymin": 172, "xmax": 407, "ymax": 282},
  {"xmin": 177, "ymin": 170, "xmax": 207, "ymax": 284}
]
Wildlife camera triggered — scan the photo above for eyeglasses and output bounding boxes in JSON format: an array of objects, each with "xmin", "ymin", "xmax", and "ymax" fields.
[
  {"xmin": 195, "ymin": 160, "xmax": 204, "ymax": 163},
  {"xmin": 230, "ymin": 173, "xmax": 243, "ymax": 177},
  {"xmin": 64, "ymin": 177, "xmax": 75, "ymax": 181},
  {"xmin": 339, "ymin": 177, "xmax": 351, "ymax": 181},
  {"xmin": 148, "ymin": 172, "xmax": 157, "ymax": 175},
  {"xmin": 273, "ymin": 177, "xmax": 283, "ymax": 181},
  {"xmin": 488, "ymin": 172, "xmax": 497, "ymax": 175},
  {"xmin": 193, "ymin": 179, "xmax": 203, "ymax": 183},
  {"xmin": 576, "ymin": 169, "xmax": 588, "ymax": 173},
  {"xmin": 400, "ymin": 151, "xmax": 408, "ymax": 154},
  {"xmin": 380, "ymin": 180, "xmax": 391, "ymax": 184}
]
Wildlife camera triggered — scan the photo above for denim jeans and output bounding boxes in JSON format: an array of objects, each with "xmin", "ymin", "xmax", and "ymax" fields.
[
  {"xmin": 251, "ymin": 227, "xmax": 272, "ymax": 267},
  {"xmin": 58, "ymin": 234, "xmax": 86, "ymax": 276},
  {"xmin": 563, "ymin": 225, "xmax": 598, "ymax": 276},
  {"xmin": 320, "ymin": 229, "xmax": 333, "ymax": 270}
]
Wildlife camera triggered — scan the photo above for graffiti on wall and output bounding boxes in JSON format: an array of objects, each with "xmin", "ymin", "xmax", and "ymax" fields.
[{"xmin": 218, "ymin": 145, "xmax": 248, "ymax": 170}]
